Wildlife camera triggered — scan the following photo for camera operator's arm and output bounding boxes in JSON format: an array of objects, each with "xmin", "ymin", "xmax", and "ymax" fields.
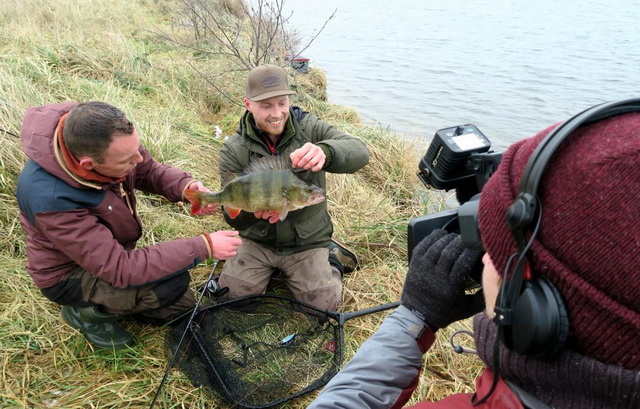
[
  {"xmin": 309, "ymin": 230, "xmax": 484, "ymax": 409},
  {"xmin": 309, "ymin": 306, "xmax": 432, "ymax": 409}
]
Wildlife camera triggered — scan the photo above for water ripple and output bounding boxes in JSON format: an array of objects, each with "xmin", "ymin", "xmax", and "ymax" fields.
[{"xmin": 287, "ymin": 0, "xmax": 640, "ymax": 147}]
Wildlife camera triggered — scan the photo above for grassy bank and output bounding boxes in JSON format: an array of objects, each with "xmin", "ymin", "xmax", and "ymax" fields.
[{"xmin": 0, "ymin": 0, "xmax": 481, "ymax": 407}]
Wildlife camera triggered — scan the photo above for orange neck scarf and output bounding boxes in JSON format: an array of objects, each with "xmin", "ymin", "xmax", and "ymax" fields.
[{"xmin": 57, "ymin": 113, "xmax": 126, "ymax": 184}]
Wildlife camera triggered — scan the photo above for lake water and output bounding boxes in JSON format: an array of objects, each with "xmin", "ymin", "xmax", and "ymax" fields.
[{"xmin": 284, "ymin": 0, "xmax": 639, "ymax": 151}]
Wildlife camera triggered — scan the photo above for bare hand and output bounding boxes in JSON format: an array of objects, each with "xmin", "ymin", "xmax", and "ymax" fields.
[
  {"xmin": 186, "ymin": 180, "xmax": 218, "ymax": 215},
  {"xmin": 207, "ymin": 230, "xmax": 242, "ymax": 260},
  {"xmin": 290, "ymin": 142, "xmax": 325, "ymax": 172},
  {"xmin": 254, "ymin": 210, "xmax": 279, "ymax": 224}
]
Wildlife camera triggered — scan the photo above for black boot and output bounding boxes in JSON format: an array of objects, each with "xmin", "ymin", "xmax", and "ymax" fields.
[
  {"xmin": 198, "ymin": 277, "xmax": 229, "ymax": 298},
  {"xmin": 60, "ymin": 306, "xmax": 135, "ymax": 350},
  {"xmin": 328, "ymin": 239, "xmax": 360, "ymax": 274}
]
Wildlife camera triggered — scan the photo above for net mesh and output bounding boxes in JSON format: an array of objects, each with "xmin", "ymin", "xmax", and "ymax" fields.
[{"xmin": 165, "ymin": 295, "xmax": 343, "ymax": 408}]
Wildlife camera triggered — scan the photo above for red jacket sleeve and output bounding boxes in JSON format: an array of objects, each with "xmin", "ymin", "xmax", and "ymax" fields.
[
  {"xmin": 34, "ymin": 209, "xmax": 210, "ymax": 288},
  {"xmin": 134, "ymin": 145, "xmax": 194, "ymax": 202}
]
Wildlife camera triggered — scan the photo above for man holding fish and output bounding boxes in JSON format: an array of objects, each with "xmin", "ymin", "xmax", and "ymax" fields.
[
  {"xmin": 15, "ymin": 101, "xmax": 242, "ymax": 349},
  {"xmin": 189, "ymin": 64, "xmax": 369, "ymax": 311}
]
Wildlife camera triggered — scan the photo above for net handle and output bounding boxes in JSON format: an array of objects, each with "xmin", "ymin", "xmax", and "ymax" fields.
[
  {"xmin": 149, "ymin": 259, "xmax": 220, "ymax": 409},
  {"xmin": 337, "ymin": 301, "xmax": 400, "ymax": 326}
]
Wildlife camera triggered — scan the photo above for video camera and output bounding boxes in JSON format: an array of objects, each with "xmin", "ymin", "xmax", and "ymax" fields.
[{"xmin": 408, "ymin": 124, "xmax": 502, "ymax": 286}]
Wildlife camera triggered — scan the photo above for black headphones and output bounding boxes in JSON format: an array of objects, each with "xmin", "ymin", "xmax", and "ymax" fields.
[{"xmin": 490, "ymin": 98, "xmax": 640, "ymax": 359}]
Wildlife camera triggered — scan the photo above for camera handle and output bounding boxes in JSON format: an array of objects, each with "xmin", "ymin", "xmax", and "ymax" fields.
[
  {"xmin": 468, "ymin": 152, "xmax": 503, "ymax": 193},
  {"xmin": 454, "ymin": 152, "xmax": 502, "ymax": 204}
]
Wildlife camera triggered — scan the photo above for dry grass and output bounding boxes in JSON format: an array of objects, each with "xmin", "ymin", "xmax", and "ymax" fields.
[{"xmin": 0, "ymin": 0, "xmax": 482, "ymax": 407}]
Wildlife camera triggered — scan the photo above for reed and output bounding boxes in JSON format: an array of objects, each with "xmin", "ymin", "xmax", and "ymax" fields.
[{"xmin": 0, "ymin": 0, "xmax": 482, "ymax": 407}]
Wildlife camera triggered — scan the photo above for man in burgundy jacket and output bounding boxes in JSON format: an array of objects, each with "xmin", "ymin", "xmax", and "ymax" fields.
[
  {"xmin": 16, "ymin": 101, "xmax": 242, "ymax": 350},
  {"xmin": 309, "ymin": 107, "xmax": 640, "ymax": 408}
]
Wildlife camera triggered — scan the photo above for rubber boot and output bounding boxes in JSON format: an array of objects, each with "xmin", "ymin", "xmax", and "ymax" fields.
[
  {"xmin": 60, "ymin": 306, "xmax": 135, "ymax": 350},
  {"xmin": 328, "ymin": 239, "xmax": 360, "ymax": 274}
]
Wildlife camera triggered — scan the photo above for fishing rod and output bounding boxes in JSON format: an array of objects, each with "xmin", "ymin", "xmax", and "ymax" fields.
[{"xmin": 149, "ymin": 259, "xmax": 221, "ymax": 409}]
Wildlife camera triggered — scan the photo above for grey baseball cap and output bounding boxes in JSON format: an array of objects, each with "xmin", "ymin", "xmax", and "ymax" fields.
[{"xmin": 245, "ymin": 64, "xmax": 296, "ymax": 101}]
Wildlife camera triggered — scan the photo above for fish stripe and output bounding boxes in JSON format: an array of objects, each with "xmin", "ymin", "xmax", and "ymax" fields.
[
  {"xmin": 272, "ymin": 170, "xmax": 279, "ymax": 208},
  {"xmin": 243, "ymin": 173, "xmax": 252, "ymax": 208}
]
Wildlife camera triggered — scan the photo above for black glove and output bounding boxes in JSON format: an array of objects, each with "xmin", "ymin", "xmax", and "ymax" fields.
[{"xmin": 401, "ymin": 229, "xmax": 485, "ymax": 331}]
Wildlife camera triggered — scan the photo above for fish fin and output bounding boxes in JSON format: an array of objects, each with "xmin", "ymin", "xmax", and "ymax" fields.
[
  {"xmin": 243, "ymin": 156, "xmax": 292, "ymax": 174},
  {"xmin": 278, "ymin": 202, "xmax": 291, "ymax": 221},
  {"xmin": 183, "ymin": 190, "xmax": 203, "ymax": 215},
  {"xmin": 221, "ymin": 171, "xmax": 240, "ymax": 187},
  {"xmin": 225, "ymin": 206, "xmax": 242, "ymax": 219}
]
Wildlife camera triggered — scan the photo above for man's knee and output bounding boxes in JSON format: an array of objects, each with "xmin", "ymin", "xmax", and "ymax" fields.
[
  {"xmin": 296, "ymin": 270, "xmax": 342, "ymax": 311},
  {"xmin": 150, "ymin": 272, "xmax": 191, "ymax": 308},
  {"xmin": 218, "ymin": 274, "xmax": 267, "ymax": 298},
  {"xmin": 132, "ymin": 288, "xmax": 196, "ymax": 326},
  {"xmin": 297, "ymin": 286, "xmax": 341, "ymax": 311}
]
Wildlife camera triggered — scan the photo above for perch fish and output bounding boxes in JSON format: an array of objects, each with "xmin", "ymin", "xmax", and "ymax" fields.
[{"xmin": 184, "ymin": 156, "xmax": 325, "ymax": 223}]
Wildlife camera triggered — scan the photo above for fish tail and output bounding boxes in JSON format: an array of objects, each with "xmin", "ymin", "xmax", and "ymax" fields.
[{"xmin": 184, "ymin": 189, "xmax": 204, "ymax": 215}]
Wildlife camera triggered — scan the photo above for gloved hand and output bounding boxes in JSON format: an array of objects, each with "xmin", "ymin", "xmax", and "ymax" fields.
[{"xmin": 401, "ymin": 229, "xmax": 485, "ymax": 331}]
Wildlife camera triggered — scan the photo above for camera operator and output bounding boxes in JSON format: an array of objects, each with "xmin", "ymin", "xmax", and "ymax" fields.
[{"xmin": 308, "ymin": 107, "xmax": 640, "ymax": 408}]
